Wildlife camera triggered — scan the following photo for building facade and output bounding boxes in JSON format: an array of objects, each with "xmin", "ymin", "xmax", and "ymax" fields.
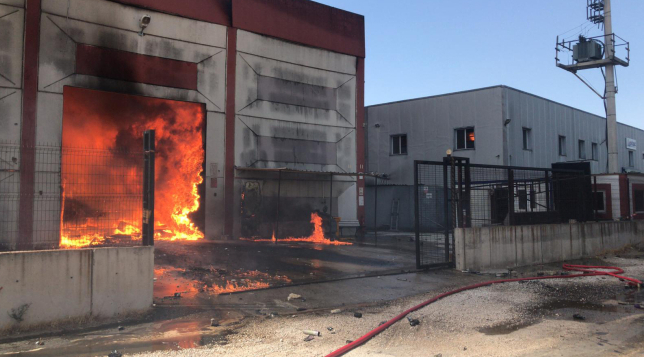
[
  {"xmin": 0, "ymin": 0, "xmax": 366, "ymax": 247},
  {"xmin": 365, "ymin": 85, "xmax": 643, "ymax": 229}
]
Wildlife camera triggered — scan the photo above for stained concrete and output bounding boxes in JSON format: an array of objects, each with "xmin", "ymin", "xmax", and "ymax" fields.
[
  {"xmin": 455, "ymin": 221, "xmax": 644, "ymax": 271},
  {"xmin": 0, "ymin": 247, "xmax": 154, "ymax": 332}
]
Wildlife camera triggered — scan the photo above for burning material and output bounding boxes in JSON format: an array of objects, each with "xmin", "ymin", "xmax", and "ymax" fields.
[
  {"xmin": 154, "ymin": 266, "xmax": 289, "ymax": 300},
  {"xmin": 210, "ymin": 280, "xmax": 271, "ymax": 295},
  {"xmin": 60, "ymin": 88, "xmax": 205, "ymax": 248},
  {"xmin": 241, "ymin": 213, "xmax": 352, "ymax": 246}
]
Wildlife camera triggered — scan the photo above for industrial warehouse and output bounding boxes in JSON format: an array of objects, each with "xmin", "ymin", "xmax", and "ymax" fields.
[
  {"xmin": 364, "ymin": 85, "xmax": 643, "ymax": 231},
  {"xmin": 0, "ymin": 0, "xmax": 642, "ymax": 356}
]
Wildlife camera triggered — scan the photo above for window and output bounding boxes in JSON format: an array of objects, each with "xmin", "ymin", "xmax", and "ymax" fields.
[
  {"xmin": 558, "ymin": 136, "xmax": 567, "ymax": 156},
  {"xmin": 592, "ymin": 191, "xmax": 606, "ymax": 213},
  {"xmin": 578, "ymin": 140, "xmax": 586, "ymax": 160},
  {"xmin": 518, "ymin": 189, "xmax": 527, "ymax": 210},
  {"xmin": 391, "ymin": 134, "xmax": 407, "ymax": 155},
  {"xmin": 455, "ymin": 127, "xmax": 475, "ymax": 150},
  {"xmin": 592, "ymin": 143, "xmax": 598, "ymax": 161},
  {"xmin": 519, "ymin": 189, "xmax": 536, "ymax": 210},
  {"xmin": 628, "ymin": 151, "xmax": 634, "ymax": 167},
  {"xmin": 522, "ymin": 128, "xmax": 532, "ymax": 150},
  {"xmin": 635, "ymin": 189, "xmax": 644, "ymax": 213}
]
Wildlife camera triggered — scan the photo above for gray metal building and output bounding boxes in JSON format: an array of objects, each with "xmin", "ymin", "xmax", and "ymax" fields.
[{"xmin": 364, "ymin": 85, "xmax": 643, "ymax": 230}]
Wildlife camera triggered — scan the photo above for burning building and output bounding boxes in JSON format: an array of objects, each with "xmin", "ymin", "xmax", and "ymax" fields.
[{"xmin": 0, "ymin": 0, "xmax": 366, "ymax": 248}]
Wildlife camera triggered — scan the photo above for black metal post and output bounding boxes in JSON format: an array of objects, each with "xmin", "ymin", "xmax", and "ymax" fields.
[
  {"xmin": 507, "ymin": 169, "xmax": 514, "ymax": 226},
  {"xmin": 545, "ymin": 171, "xmax": 551, "ymax": 212},
  {"xmin": 329, "ymin": 173, "xmax": 333, "ymax": 238},
  {"xmin": 275, "ymin": 170, "xmax": 282, "ymax": 239},
  {"xmin": 593, "ymin": 175, "xmax": 598, "ymax": 221},
  {"xmin": 448, "ymin": 156, "xmax": 455, "ymax": 264},
  {"xmin": 374, "ymin": 176, "xmax": 378, "ymax": 247},
  {"xmin": 414, "ymin": 162, "xmax": 421, "ymax": 269},
  {"xmin": 142, "ymin": 130, "xmax": 155, "ymax": 246},
  {"xmin": 457, "ymin": 162, "xmax": 463, "ymax": 228},
  {"xmin": 464, "ymin": 161, "xmax": 471, "ymax": 228}
]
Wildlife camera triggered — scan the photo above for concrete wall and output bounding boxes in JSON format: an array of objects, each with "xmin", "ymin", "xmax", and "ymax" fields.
[
  {"xmin": 0, "ymin": 0, "xmax": 24, "ymax": 143},
  {"xmin": 455, "ymin": 221, "xmax": 644, "ymax": 271},
  {"xmin": 0, "ymin": 246, "xmax": 153, "ymax": 332},
  {"xmin": 232, "ymin": 30, "xmax": 358, "ymax": 235}
]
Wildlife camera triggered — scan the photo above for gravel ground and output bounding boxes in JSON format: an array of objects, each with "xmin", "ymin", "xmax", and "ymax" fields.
[{"xmin": 131, "ymin": 254, "xmax": 644, "ymax": 357}]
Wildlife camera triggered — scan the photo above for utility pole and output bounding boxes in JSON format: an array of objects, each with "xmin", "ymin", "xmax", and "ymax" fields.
[
  {"xmin": 603, "ymin": 0, "xmax": 618, "ymax": 173},
  {"xmin": 555, "ymin": 0, "xmax": 629, "ymax": 174}
]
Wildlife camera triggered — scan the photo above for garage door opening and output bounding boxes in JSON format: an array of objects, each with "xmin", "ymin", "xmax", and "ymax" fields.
[{"xmin": 61, "ymin": 87, "xmax": 206, "ymax": 248}]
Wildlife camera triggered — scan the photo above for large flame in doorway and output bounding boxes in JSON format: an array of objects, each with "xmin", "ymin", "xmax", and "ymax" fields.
[
  {"xmin": 59, "ymin": 87, "xmax": 205, "ymax": 248},
  {"xmin": 241, "ymin": 213, "xmax": 352, "ymax": 246}
]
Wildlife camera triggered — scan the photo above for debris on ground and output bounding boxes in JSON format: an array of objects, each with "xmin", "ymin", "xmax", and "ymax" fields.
[
  {"xmin": 353, "ymin": 312, "xmax": 362, "ymax": 318},
  {"xmin": 573, "ymin": 314, "xmax": 586, "ymax": 320},
  {"xmin": 117, "ymin": 326, "xmax": 125, "ymax": 331},
  {"xmin": 210, "ymin": 318, "xmax": 219, "ymax": 327},
  {"xmin": 287, "ymin": 293, "xmax": 302, "ymax": 301},
  {"xmin": 108, "ymin": 351, "xmax": 122, "ymax": 357},
  {"xmin": 327, "ymin": 327, "xmax": 334, "ymax": 331},
  {"xmin": 330, "ymin": 309, "xmax": 342, "ymax": 314},
  {"xmin": 346, "ymin": 340, "xmax": 353, "ymax": 344},
  {"xmin": 396, "ymin": 277, "xmax": 408, "ymax": 281},
  {"xmin": 34, "ymin": 340, "xmax": 44, "ymax": 346},
  {"xmin": 303, "ymin": 330, "xmax": 321, "ymax": 336},
  {"xmin": 407, "ymin": 317, "xmax": 420, "ymax": 326},
  {"xmin": 303, "ymin": 335, "xmax": 315, "ymax": 342},
  {"xmin": 379, "ymin": 320, "xmax": 388, "ymax": 326},
  {"xmin": 173, "ymin": 292, "xmax": 182, "ymax": 298},
  {"xmin": 296, "ymin": 307, "xmax": 307, "ymax": 312}
]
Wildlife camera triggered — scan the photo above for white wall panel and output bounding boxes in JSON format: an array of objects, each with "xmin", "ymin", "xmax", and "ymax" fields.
[
  {"xmin": 0, "ymin": 4, "xmax": 24, "ymax": 88},
  {"xmin": 42, "ymin": 0, "xmax": 226, "ymax": 48}
]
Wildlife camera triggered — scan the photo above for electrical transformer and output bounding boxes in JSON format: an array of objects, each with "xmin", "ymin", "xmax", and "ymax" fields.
[{"xmin": 573, "ymin": 40, "xmax": 603, "ymax": 62}]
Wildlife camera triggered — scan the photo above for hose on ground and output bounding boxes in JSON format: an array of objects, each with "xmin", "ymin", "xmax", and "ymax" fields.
[{"xmin": 324, "ymin": 264, "xmax": 642, "ymax": 357}]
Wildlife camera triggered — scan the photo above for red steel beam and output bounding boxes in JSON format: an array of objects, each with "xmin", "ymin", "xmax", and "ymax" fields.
[
  {"xmin": 76, "ymin": 44, "xmax": 198, "ymax": 90},
  {"xmin": 17, "ymin": 0, "xmax": 42, "ymax": 249}
]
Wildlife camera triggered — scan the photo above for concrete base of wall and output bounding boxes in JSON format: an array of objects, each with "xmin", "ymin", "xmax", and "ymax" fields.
[
  {"xmin": 455, "ymin": 221, "xmax": 643, "ymax": 271},
  {"xmin": 0, "ymin": 247, "xmax": 153, "ymax": 333}
]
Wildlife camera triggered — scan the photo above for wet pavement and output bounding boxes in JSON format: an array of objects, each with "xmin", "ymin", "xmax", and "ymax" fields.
[{"xmin": 153, "ymin": 237, "xmax": 417, "ymax": 306}]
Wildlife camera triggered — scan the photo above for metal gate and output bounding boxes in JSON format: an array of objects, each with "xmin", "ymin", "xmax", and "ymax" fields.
[
  {"xmin": 415, "ymin": 157, "xmax": 590, "ymax": 269},
  {"xmin": 414, "ymin": 158, "xmax": 459, "ymax": 268}
]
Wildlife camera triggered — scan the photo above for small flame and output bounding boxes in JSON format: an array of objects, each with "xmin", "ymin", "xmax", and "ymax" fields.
[{"xmin": 241, "ymin": 213, "xmax": 351, "ymax": 246}]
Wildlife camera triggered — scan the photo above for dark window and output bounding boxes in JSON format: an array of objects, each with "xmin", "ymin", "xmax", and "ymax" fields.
[
  {"xmin": 578, "ymin": 140, "xmax": 586, "ymax": 159},
  {"xmin": 592, "ymin": 143, "xmax": 598, "ymax": 161},
  {"xmin": 518, "ymin": 189, "xmax": 527, "ymax": 210},
  {"xmin": 635, "ymin": 189, "xmax": 644, "ymax": 213},
  {"xmin": 522, "ymin": 128, "xmax": 531, "ymax": 150},
  {"xmin": 530, "ymin": 190, "xmax": 536, "ymax": 209},
  {"xmin": 628, "ymin": 151, "xmax": 634, "ymax": 167},
  {"xmin": 558, "ymin": 136, "xmax": 567, "ymax": 156},
  {"xmin": 455, "ymin": 127, "xmax": 475, "ymax": 150},
  {"xmin": 391, "ymin": 134, "xmax": 407, "ymax": 155},
  {"xmin": 593, "ymin": 191, "xmax": 605, "ymax": 212}
]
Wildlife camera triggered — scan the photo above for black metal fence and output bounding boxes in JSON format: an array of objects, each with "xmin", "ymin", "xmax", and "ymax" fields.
[
  {"xmin": 0, "ymin": 136, "xmax": 155, "ymax": 251},
  {"xmin": 415, "ymin": 157, "xmax": 592, "ymax": 268}
]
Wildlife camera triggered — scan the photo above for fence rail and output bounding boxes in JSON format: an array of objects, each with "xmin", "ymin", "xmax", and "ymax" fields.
[
  {"xmin": 0, "ymin": 141, "xmax": 153, "ymax": 251},
  {"xmin": 414, "ymin": 157, "xmax": 593, "ymax": 269}
]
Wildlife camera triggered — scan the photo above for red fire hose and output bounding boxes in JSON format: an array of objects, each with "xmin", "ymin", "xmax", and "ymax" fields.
[{"xmin": 324, "ymin": 264, "xmax": 642, "ymax": 357}]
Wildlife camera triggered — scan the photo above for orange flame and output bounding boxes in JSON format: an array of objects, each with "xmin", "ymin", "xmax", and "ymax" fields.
[
  {"xmin": 241, "ymin": 213, "xmax": 352, "ymax": 245},
  {"xmin": 59, "ymin": 88, "xmax": 205, "ymax": 248}
]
